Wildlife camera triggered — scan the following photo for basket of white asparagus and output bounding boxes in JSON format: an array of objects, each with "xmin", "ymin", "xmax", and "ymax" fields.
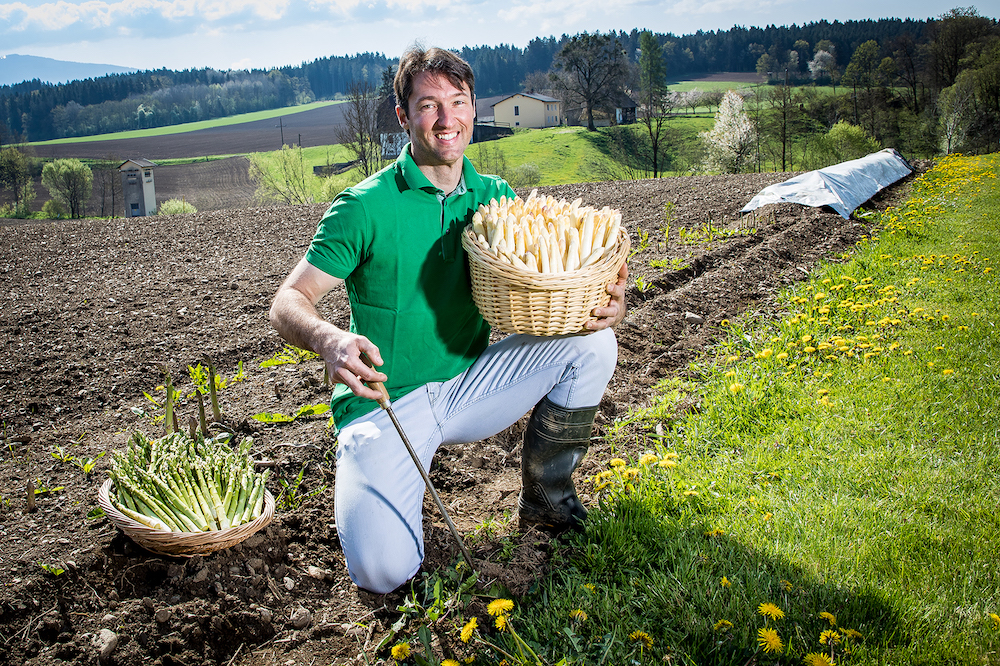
[
  {"xmin": 462, "ymin": 191, "xmax": 630, "ymax": 336},
  {"xmin": 98, "ymin": 431, "xmax": 274, "ymax": 557}
]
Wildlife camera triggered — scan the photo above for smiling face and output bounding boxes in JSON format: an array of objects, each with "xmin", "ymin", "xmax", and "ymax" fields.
[{"xmin": 396, "ymin": 71, "xmax": 475, "ymax": 177}]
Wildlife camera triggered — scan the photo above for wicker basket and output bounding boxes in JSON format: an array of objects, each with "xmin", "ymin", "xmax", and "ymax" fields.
[
  {"xmin": 98, "ymin": 478, "xmax": 275, "ymax": 558},
  {"xmin": 462, "ymin": 226, "xmax": 630, "ymax": 336}
]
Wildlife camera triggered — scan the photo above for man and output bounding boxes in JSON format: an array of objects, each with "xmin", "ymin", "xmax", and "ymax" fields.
[{"xmin": 270, "ymin": 46, "xmax": 627, "ymax": 594}]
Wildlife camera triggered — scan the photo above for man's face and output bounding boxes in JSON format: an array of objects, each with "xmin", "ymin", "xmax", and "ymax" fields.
[{"xmin": 397, "ymin": 71, "xmax": 475, "ymax": 171}]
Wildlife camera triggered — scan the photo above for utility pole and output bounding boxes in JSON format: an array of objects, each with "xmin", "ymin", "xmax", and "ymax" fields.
[{"xmin": 276, "ymin": 118, "xmax": 285, "ymax": 147}]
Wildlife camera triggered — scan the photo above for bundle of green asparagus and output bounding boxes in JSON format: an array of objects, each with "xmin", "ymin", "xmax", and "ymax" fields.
[{"xmin": 109, "ymin": 431, "xmax": 270, "ymax": 532}]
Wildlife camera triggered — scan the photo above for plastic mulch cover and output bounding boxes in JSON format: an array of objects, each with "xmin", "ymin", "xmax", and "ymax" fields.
[{"xmin": 741, "ymin": 149, "xmax": 913, "ymax": 219}]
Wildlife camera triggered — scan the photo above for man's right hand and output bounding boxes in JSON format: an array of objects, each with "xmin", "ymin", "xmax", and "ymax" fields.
[{"xmin": 322, "ymin": 330, "xmax": 388, "ymax": 402}]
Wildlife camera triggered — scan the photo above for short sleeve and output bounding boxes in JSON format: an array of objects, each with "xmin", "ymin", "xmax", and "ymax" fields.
[{"xmin": 305, "ymin": 189, "xmax": 371, "ymax": 280}]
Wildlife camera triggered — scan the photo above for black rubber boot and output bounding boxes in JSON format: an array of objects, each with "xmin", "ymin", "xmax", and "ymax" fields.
[{"xmin": 518, "ymin": 397, "xmax": 598, "ymax": 532}]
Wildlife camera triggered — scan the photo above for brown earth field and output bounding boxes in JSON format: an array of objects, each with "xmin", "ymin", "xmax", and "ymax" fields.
[{"xmin": 0, "ymin": 167, "xmax": 920, "ymax": 666}]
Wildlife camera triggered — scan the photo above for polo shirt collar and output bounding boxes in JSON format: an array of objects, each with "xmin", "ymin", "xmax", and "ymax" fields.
[{"xmin": 396, "ymin": 143, "xmax": 485, "ymax": 196}]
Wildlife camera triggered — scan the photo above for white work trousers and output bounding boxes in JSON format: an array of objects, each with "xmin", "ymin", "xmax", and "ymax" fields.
[{"xmin": 334, "ymin": 328, "xmax": 617, "ymax": 593}]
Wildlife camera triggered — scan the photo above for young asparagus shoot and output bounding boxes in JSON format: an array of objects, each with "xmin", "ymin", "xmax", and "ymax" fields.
[
  {"xmin": 161, "ymin": 365, "xmax": 175, "ymax": 436},
  {"xmin": 203, "ymin": 355, "xmax": 223, "ymax": 422}
]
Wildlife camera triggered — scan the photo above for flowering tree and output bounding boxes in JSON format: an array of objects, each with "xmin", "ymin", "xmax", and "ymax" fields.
[{"xmin": 700, "ymin": 90, "xmax": 756, "ymax": 174}]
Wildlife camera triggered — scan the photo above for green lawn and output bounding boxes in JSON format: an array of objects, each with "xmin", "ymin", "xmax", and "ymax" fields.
[{"xmin": 382, "ymin": 153, "xmax": 1000, "ymax": 665}]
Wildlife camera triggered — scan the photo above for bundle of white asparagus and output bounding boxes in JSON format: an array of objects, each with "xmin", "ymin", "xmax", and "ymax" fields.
[{"xmin": 469, "ymin": 190, "xmax": 622, "ymax": 274}]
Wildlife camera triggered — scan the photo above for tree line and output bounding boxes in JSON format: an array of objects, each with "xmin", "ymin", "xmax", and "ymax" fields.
[{"xmin": 0, "ymin": 15, "xmax": 981, "ymax": 142}]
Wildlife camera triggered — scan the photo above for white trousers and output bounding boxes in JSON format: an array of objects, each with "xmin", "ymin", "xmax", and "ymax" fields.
[{"xmin": 334, "ymin": 328, "xmax": 617, "ymax": 593}]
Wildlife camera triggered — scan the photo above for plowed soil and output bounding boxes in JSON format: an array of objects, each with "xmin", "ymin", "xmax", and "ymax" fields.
[{"xmin": 0, "ymin": 168, "xmax": 919, "ymax": 666}]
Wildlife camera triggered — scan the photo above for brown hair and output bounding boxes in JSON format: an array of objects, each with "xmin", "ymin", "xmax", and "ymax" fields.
[{"xmin": 394, "ymin": 46, "xmax": 475, "ymax": 114}]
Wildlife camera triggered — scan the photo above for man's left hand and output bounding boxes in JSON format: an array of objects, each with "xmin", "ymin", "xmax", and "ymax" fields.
[{"xmin": 585, "ymin": 262, "xmax": 628, "ymax": 331}]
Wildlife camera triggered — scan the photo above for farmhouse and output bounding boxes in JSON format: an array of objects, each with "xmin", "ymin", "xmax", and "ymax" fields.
[
  {"xmin": 118, "ymin": 158, "xmax": 156, "ymax": 217},
  {"xmin": 491, "ymin": 93, "xmax": 563, "ymax": 129}
]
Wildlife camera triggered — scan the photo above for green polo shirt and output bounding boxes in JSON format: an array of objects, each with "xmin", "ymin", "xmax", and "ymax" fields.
[{"xmin": 305, "ymin": 145, "xmax": 515, "ymax": 427}]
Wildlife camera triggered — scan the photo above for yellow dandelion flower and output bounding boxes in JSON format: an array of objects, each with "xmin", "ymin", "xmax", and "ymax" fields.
[
  {"xmin": 804, "ymin": 652, "xmax": 835, "ymax": 666},
  {"xmin": 391, "ymin": 642, "xmax": 411, "ymax": 660},
  {"xmin": 781, "ymin": 579, "xmax": 793, "ymax": 591},
  {"xmin": 729, "ymin": 383, "xmax": 744, "ymax": 393},
  {"xmin": 495, "ymin": 614, "xmax": 508, "ymax": 630},
  {"xmin": 820, "ymin": 629, "xmax": 841, "ymax": 645},
  {"xmin": 943, "ymin": 369, "xmax": 954, "ymax": 375},
  {"xmin": 990, "ymin": 613, "xmax": 1000, "ymax": 630},
  {"xmin": 721, "ymin": 576, "xmax": 731, "ymax": 587},
  {"xmin": 609, "ymin": 458, "xmax": 626, "ymax": 468},
  {"xmin": 629, "ymin": 630, "xmax": 653, "ymax": 648},
  {"xmin": 705, "ymin": 528, "xmax": 725, "ymax": 537},
  {"xmin": 760, "ymin": 348, "xmax": 774, "ymax": 358},
  {"xmin": 683, "ymin": 490, "xmax": 699, "ymax": 496},
  {"xmin": 639, "ymin": 453, "xmax": 658, "ymax": 466},
  {"xmin": 725, "ymin": 369, "xmax": 737, "ymax": 378},
  {"xmin": 777, "ymin": 352, "xmax": 789, "ymax": 360},
  {"xmin": 583, "ymin": 583, "xmax": 595, "ymax": 593},
  {"xmin": 758, "ymin": 602, "xmax": 785, "ymax": 621},
  {"xmin": 842, "ymin": 628, "xmax": 863, "ymax": 640},
  {"xmin": 487, "ymin": 599, "xmax": 514, "ymax": 616},
  {"xmin": 569, "ymin": 609, "xmax": 588, "ymax": 622},
  {"xmin": 442, "ymin": 660, "xmax": 461, "ymax": 666},
  {"xmin": 714, "ymin": 619, "xmax": 734, "ymax": 631},
  {"xmin": 763, "ymin": 512, "xmax": 773, "ymax": 521},
  {"xmin": 819, "ymin": 611, "xmax": 837, "ymax": 626},
  {"xmin": 658, "ymin": 459, "xmax": 678, "ymax": 468},
  {"xmin": 757, "ymin": 627, "xmax": 783, "ymax": 654},
  {"xmin": 460, "ymin": 617, "xmax": 478, "ymax": 643}
]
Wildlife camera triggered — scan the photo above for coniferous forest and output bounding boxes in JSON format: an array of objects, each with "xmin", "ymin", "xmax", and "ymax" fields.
[{"xmin": 0, "ymin": 12, "xmax": 997, "ymax": 157}]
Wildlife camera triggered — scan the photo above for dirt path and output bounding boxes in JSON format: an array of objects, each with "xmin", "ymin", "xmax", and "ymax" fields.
[{"xmin": 0, "ymin": 170, "xmax": 916, "ymax": 666}]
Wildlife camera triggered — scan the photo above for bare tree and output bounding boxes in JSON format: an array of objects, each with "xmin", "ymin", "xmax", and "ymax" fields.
[
  {"xmin": 335, "ymin": 80, "xmax": 389, "ymax": 180},
  {"xmin": 553, "ymin": 32, "xmax": 630, "ymax": 131},
  {"xmin": 92, "ymin": 154, "xmax": 123, "ymax": 218}
]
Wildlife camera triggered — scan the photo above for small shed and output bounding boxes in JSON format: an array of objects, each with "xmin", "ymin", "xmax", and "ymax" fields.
[{"xmin": 119, "ymin": 158, "xmax": 157, "ymax": 217}]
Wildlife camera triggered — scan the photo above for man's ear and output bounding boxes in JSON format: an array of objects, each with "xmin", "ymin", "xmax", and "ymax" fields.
[{"xmin": 395, "ymin": 105, "xmax": 408, "ymax": 134}]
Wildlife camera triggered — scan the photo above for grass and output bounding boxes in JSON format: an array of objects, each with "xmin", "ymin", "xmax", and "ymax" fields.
[
  {"xmin": 391, "ymin": 154, "xmax": 1000, "ymax": 664},
  {"xmin": 29, "ymin": 100, "xmax": 343, "ymax": 146}
]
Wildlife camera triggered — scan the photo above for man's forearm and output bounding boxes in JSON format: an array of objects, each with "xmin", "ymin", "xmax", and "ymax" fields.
[{"xmin": 269, "ymin": 287, "xmax": 340, "ymax": 355}]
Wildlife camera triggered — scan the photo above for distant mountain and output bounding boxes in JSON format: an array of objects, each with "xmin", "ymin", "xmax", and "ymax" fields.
[{"xmin": 0, "ymin": 53, "xmax": 137, "ymax": 86}]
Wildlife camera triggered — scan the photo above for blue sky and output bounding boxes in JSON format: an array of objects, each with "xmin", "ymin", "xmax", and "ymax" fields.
[{"xmin": 0, "ymin": 0, "xmax": 983, "ymax": 71}]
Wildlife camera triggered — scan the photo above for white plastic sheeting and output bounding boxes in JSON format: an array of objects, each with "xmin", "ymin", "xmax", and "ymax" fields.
[{"xmin": 740, "ymin": 149, "xmax": 913, "ymax": 219}]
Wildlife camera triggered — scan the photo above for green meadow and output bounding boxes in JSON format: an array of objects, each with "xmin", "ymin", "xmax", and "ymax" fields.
[{"xmin": 386, "ymin": 154, "xmax": 1000, "ymax": 665}]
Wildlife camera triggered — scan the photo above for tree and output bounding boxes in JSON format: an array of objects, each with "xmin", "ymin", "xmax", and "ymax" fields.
[
  {"xmin": 41, "ymin": 158, "xmax": 92, "ymax": 218},
  {"xmin": 553, "ymin": 32, "xmax": 630, "ymax": 131},
  {"xmin": 700, "ymin": 90, "xmax": 756, "ymax": 173},
  {"xmin": 938, "ymin": 72, "xmax": 977, "ymax": 153},
  {"xmin": 925, "ymin": 7, "xmax": 997, "ymax": 89},
  {"xmin": 636, "ymin": 31, "xmax": 674, "ymax": 177},
  {"xmin": 91, "ymin": 154, "xmax": 122, "ymax": 218},
  {"xmin": 0, "ymin": 146, "xmax": 35, "ymax": 217},
  {"xmin": 248, "ymin": 145, "xmax": 314, "ymax": 205},
  {"xmin": 842, "ymin": 40, "xmax": 882, "ymax": 131},
  {"xmin": 808, "ymin": 50, "xmax": 837, "ymax": 85},
  {"xmin": 334, "ymin": 80, "xmax": 388, "ymax": 180}
]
